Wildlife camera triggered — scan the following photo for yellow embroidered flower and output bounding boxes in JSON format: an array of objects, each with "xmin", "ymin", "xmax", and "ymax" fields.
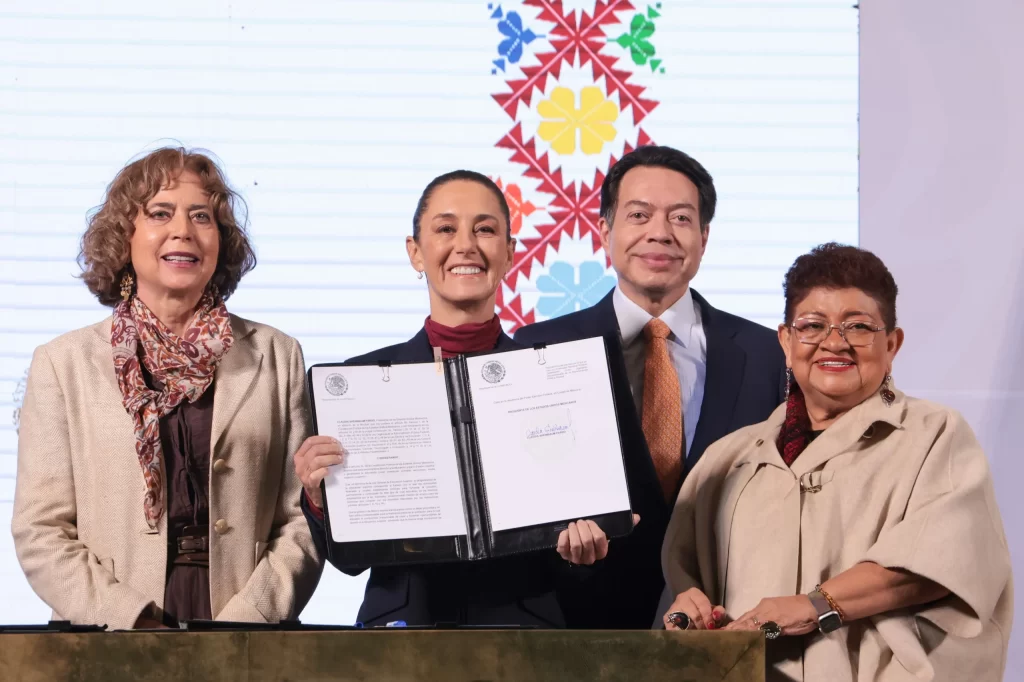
[{"xmin": 537, "ymin": 86, "xmax": 619, "ymax": 155}]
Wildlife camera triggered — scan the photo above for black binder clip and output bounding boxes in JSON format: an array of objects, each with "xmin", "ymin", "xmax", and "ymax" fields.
[
  {"xmin": 378, "ymin": 360, "xmax": 391, "ymax": 383},
  {"xmin": 533, "ymin": 343, "xmax": 547, "ymax": 365}
]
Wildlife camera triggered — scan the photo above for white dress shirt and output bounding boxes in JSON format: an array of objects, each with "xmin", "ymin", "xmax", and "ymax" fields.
[{"xmin": 613, "ymin": 286, "xmax": 707, "ymax": 457}]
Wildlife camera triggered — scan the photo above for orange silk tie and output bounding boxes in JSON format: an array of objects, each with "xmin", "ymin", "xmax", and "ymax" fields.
[{"xmin": 641, "ymin": 318, "xmax": 683, "ymax": 502}]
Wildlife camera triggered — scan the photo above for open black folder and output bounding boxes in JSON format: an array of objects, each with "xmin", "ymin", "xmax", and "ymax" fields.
[{"xmin": 307, "ymin": 336, "xmax": 635, "ymax": 568}]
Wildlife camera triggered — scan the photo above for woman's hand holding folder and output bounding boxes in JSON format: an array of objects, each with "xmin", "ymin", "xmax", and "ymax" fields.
[
  {"xmin": 293, "ymin": 435, "xmax": 345, "ymax": 510},
  {"xmin": 556, "ymin": 514, "xmax": 640, "ymax": 565}
]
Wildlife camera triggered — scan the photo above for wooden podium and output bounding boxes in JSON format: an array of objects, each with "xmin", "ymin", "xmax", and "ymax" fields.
[{"xmin": 0, "ymin": 629, "xmax": 764, "ymax": 681}]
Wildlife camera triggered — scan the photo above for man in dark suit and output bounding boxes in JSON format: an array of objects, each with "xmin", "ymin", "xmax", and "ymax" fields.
[{"xmin": 515, "ymin": 145, "xmax": 787, "ymax": 629}]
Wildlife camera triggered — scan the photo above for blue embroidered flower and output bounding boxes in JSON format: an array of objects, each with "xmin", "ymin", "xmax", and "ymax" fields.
[
  {"xmin": 535, "ymin": 261, "xmax": 616, "ymax": 319},
  {"xmin": 499, "ymin": 11, "xmax": 537, "ymax": 63},
  {"xmin": 490, "ymin": 6, "xmax": 540, "ymax": 73}
]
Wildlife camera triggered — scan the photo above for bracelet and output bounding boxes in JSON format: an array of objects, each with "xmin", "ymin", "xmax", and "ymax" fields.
[{"xmin": 816, "ymin": 584, "xmax": 846, "ymax": 621}]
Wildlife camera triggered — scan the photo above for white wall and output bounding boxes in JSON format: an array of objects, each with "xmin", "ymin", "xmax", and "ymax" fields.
[{"xmin": 860, "ymin": 0, "xmax": 1023, "ymax": 677}]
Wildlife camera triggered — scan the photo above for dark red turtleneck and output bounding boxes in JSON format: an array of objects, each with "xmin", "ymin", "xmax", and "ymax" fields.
[{"xmin": 423, "ymin": 315, "xmax": 502, "ymax": 358}]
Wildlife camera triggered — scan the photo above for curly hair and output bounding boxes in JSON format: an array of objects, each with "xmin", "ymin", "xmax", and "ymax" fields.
[
  {"xmin": 78, "ymin": 147, "xmax": 256, "ymax": 306},
  {"xmin": 783, "ymin": 242, "xmax": 898, "ymax": 329}
]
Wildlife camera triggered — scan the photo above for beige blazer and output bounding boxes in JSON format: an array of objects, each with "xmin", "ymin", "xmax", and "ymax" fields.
[
  {"xmin": 12, "ymin": 315, "xmax": 323, "ymax": 630},
  {"xmin": 662, "ymin": 387, "xmax": 1013, "ymax": 682}
]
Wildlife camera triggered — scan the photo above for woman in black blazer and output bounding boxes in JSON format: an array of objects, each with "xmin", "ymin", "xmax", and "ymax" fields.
[{"xmin": 292, "ymin": 170, "xmax": 611, "ymax": 627}]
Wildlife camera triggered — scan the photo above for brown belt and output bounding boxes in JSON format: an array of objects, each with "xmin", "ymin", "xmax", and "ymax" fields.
[{"xmin": 170, "ymin": 525, "xmax": 210, "ymax": 567}]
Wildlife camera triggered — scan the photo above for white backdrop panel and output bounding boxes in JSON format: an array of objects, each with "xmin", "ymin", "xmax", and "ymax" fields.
[{"xmin": 0, "ymin": 0, "xmax": 857, "ymax": 625}]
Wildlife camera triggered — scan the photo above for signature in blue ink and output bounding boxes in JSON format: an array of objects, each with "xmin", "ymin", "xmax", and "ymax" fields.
[{"xmin": 525, "ymin": 423, "xmax": 571, "ymax": 439}]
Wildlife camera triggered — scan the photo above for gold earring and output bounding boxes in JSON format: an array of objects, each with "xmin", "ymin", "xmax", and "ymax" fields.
[{"xmin": 120, "ymin": 272, "xmax": 134, "ymax": 302}]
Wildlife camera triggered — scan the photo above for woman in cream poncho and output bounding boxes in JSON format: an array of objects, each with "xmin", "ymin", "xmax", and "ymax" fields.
[{"xmin": 660, "ymin": 243, "xmax": 1012, "ymax": 681}]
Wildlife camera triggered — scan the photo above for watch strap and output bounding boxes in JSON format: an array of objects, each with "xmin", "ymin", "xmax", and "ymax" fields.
[
  {"xmin": 808, "ymin": 588, "xmax": 843, "ymax": 634},
  {"xmin": 816, "ymin": 584, "xmax": 846, "ymax": 620},
  {"xmin": 808, "ymin": 589, "xmax": 833, "ymax": 618}
]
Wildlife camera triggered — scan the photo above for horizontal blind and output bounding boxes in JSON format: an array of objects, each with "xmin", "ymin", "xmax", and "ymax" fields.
[{"xmin": 0, "ymin": 0, "xmax": 857, "ymax": 624}]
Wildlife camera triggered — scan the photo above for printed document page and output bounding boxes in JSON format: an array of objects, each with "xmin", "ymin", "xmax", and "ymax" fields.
[
  {"xmin": 465, "ymin": 337, "xmax": 631, "ymax": 532},
  {"xmin": 309, "ymin": 363, "xmax": 468, "ymax": 543}
]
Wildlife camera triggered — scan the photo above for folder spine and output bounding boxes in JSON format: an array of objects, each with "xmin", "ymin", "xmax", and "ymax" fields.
[
  {"xmin": 445, "ymin": 356, "xmax": 491, "ymax": 561},
  {"xmin": 452, "ymin": 355, "xmax": 496, "ymax": 561}
]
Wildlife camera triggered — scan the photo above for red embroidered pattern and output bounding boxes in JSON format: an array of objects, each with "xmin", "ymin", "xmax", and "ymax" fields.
[
  {"xmin": 111, "ymin": 293, "xmax": 233, "ymax": 527},
  {"xmin": 491, "ymin": 1, "xmax": 659, "ymax": 331}
]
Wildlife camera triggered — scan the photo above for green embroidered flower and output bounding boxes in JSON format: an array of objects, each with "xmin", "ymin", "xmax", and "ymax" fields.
[{"xmin": 613, "ymin": 6, "xmax": 664, "ymax": 73}]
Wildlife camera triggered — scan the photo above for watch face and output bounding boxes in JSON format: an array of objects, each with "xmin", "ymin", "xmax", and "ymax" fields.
[{"xmin": 819, "ymin": 611, "xmax": 843, "ymax": 634}]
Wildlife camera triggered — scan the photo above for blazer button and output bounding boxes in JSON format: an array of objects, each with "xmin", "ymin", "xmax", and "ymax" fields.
[
  {"xmin": 214, "ymin": 519, "xmax": 229, "ymax": 534},
  {"xmin": 212, "ymin": 458, "xmax": 228, "ymax": 474}
]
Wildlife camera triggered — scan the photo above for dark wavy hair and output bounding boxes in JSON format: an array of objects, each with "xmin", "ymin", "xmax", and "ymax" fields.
[
  {"xmin": 600, "ymin": 145, "xmax": 717, "ymax": 230},
  {"xmin": 78, "ymin": 147, "xmax": 256, "ymax": 306},
  {"xmin": 412, "ymin": 170, "xmax": 512, "ymax": 242},
  {"xmin": 783, "ymin": 242, "xmax": 899, "ymax": 329}
]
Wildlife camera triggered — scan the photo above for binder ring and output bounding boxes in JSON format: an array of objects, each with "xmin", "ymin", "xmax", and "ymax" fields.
[
  {"xmin": 381, "ymin": 366, "xmax": 391, "ymax": 383},
  {"xmin": 535, "ymin": 348, "xmax": 546, "ymax": 365}
]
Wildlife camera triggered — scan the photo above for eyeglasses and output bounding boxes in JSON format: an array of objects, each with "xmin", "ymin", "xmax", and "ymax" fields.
[{"xmin": 788, "ymin": 319, "xmax": 888, "ymax": 347}]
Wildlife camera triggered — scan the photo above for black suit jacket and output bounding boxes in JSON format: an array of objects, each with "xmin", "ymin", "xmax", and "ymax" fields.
[
  {"xmin": 514, "ymin": 289, "xmax": 786, "ymax": 628},
  {"xmin": 302, "ymin": 327, "xmax": 565, "ymax": 628}
]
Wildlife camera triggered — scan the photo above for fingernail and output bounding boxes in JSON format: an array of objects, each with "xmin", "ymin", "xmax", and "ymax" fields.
[{"xmin": 707, "ymin": 621, "xmax": 715, "ymax": 629}]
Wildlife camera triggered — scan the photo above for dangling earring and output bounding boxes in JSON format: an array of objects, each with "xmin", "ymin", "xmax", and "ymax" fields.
[
  {"xmin": 417, "ymin": 271, "xmax": 424, "ymax": 280},
  {"xmin": 120, "ymin": 271, "xmax": 134, "ymax": 302},
  {"xmin": 880, "ymin": 374, "xmax": 895, "ymax": 406},
  {"xmin": 784, "ymin": 368, "xmax": 793, "ymax": 401}
]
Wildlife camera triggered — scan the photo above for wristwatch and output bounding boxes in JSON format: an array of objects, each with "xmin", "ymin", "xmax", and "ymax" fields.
[{"xmin": 807, "ymin": 588, "xmax": 843, "ymax": 634}]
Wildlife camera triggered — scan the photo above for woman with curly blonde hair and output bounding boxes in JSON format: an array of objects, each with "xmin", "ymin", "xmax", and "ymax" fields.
[{"xmin": 12, "ymin": 147, "xmax": 322, "ymax": 629}]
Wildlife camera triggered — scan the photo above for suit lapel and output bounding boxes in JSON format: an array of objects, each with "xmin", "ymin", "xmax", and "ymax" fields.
[
  {"xmin": 686, "ymin": 291, "xmax": 745, "ymax": 473},
  {"xmin": 493, "ymin": 330, "xmax": 521, "ymax": 352},
  {"xmin": 91, "ymin": 318, "xmax": 121, "ymax": 394},
  {"xmin": 584, "ymin": 293, "xmax": 630, "ymax": 395},
  {"xmin": 581, "ymin": 290, "xmax": 621, "ymax": 337},
  {"xmin": 394, "ymin": 328, "xmax": 435, "ymax": 363},
  {"xmin": 211, "ymin": 316, "xmax": 263, "ymax": 451}
]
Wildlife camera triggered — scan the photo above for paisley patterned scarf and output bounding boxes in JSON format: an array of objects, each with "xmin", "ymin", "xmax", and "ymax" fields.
[{"xmin": 111, "ymin": 292, "xmax": 233, "ymax": 528}]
